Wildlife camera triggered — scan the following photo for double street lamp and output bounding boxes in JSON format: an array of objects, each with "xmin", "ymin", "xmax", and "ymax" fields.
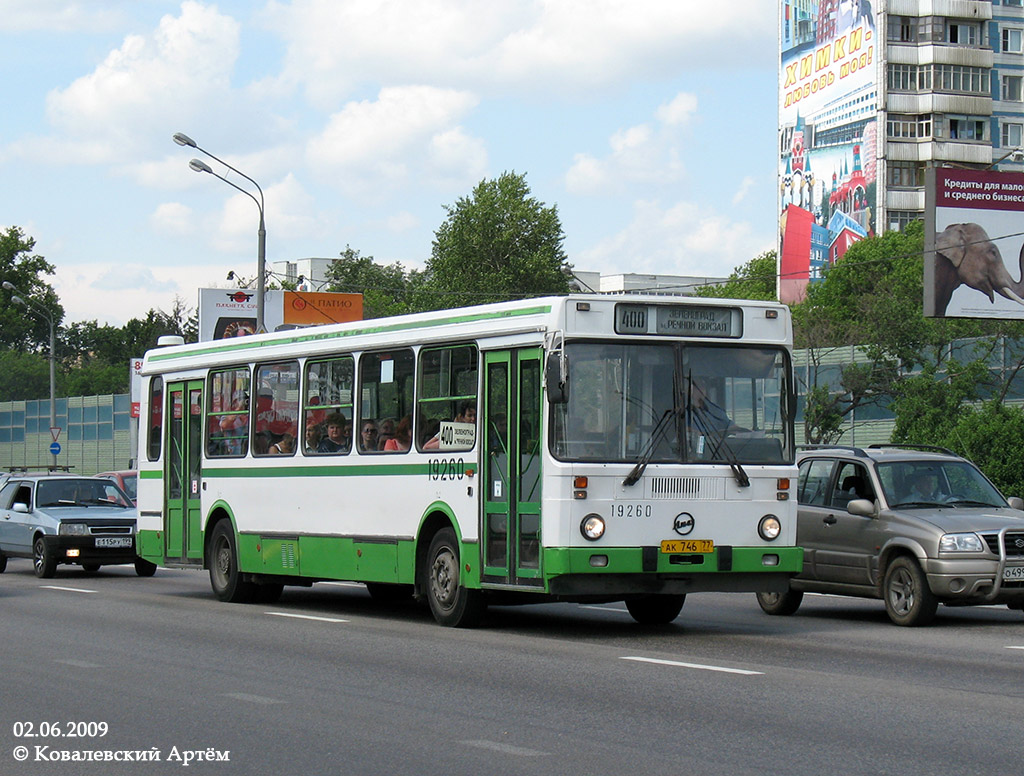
[
  {"xmin": 3, "ymin": 281, "xmax": 57, "ymax": 465},
  {"xmin": 172, "ymin": 132, "xmax": 267, "ymax": 334}
]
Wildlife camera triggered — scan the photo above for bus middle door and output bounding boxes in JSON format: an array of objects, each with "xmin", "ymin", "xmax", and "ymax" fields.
[
  {"xmin": 482, "ymin": 349, "xmax": 543, "ymax": 587},
  {"xmin": 164, "ymin": 380, "xmax": 204, "ymax": 565}
]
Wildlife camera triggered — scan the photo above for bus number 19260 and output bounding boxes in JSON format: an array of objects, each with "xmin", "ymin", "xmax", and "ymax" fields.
[{"xmin": 428, "ymin": 458, "xmax": 465, "ymax": 481}]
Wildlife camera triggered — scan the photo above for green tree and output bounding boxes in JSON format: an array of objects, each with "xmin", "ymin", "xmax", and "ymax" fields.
[
  {"xmin": 428, "ymin": 171, "xmax": 571, "ymax": 308},
  {"xmin": 323, "ymin": 246, "xmax": 422, "ymax": 319},
  {"xmin": 944, "ymin": 401, "xmax": 1024, "ymax": 497},
  {"xmin": 0, "ymin": 226, "xmax": 63, "ymax": 352},
  {"xmin": 0, "ymin": 351, "xmax": 49, "ymax": 401},
  {"xmin": 694, "ymin": 250, "xmax": 778, "ymax": 301}
]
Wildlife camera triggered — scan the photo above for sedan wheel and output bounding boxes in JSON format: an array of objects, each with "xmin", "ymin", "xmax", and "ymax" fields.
[{"xmin": 33, "ymin": 537, "xmax": 57, "ymax": 579}]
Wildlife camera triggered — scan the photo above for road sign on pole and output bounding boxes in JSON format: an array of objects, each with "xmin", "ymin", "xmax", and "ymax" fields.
[
  {"xmin": 49, "ymin": 441, "xmax": 61, "ymax": 456},
  {"xmin": 50, "ymin": 427, "xmax": 61, "ymax": 442}
]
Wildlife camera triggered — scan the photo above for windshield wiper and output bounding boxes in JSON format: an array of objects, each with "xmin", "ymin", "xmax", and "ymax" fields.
[
  {"xmin": 688, "ymin": 397, "xmax": 749, "ymax": 488},
  {"xmin": 623, "ymin": 408, "xmax": 678, "ymax": 487},
  {"xmin": 890, "ymin": 500, "xmax": 953, "ymax": 509}
]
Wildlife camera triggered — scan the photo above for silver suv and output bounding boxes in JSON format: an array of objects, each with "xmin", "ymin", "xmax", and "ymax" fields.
[{"xmin": 757, "ymin": 445, "xmax": 1024, "ymax": 626}]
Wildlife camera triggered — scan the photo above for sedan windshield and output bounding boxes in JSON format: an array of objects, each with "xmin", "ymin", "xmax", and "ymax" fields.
[
  {"xmin": 36, "ymin": 479, "xmax": 132, "ymax": 508},
  {"xmin": 550, "ymin": 342, "xmax": 792, "ymax": 465},
  {"xmin": 877, "ymin": 460, "xmax": 1007, "ymax": 508}
]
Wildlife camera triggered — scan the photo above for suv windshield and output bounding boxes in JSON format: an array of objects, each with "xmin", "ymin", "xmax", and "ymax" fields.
[
  {"xmin": 550, "ymin": 342, "xmax": 792, "ymax": 464},
  {"xmin": 877, "ymin": 460, "xmax": 1007, "ymax": 508},
  {"xmin": 36, "ymin": 479, "xmax": 132, "ymax": 508}
]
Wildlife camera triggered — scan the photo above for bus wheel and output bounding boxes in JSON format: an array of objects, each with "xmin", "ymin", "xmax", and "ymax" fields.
[
  {"xmin": 0, "ymin": 551, "xmax": 6, "ymax": 573},
  {"xmin": 82, "ymin": 563, "xmax": 101, "ymax": 574},
  {"xmin": 134, "ymin": 558, "xmax": 158, "ymax": 577},
  {"xmin": 756, "ymin": 589, "xmax": 803, "ymax": 616},
  {"xmin": 625, "ymin": 594, "xmax": 686, "ymax": 625},
  {"xmin": 423, "ymin": 528, "xmax": 484, "ymax": 627},
  {"xmin": 209, "ymin": 521, "xmax": 256, "ymax": 603}
]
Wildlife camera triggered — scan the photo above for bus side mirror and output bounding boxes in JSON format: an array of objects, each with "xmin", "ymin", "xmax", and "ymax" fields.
[{"xmin": 545, "ymin": 353, "xmax": 568, "ymax": 404}]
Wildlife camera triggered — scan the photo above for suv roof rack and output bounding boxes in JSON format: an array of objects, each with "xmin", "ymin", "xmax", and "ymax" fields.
[
  {"xmin": 796, "ymin": 444, "xmax": 869, "ymax": 457},
  {"xmin": 867, "ymin": 444, "xmax": 956, "ymax": 456}
]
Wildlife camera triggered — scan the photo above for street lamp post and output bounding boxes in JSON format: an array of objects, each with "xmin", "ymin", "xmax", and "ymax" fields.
[
  {"xmin": 3, "ymin": 281, "xmax": 57, "ymax": 466},
  {"xmin": 173, "ymin": 132, "xmax": 267, "ymax": 334}
]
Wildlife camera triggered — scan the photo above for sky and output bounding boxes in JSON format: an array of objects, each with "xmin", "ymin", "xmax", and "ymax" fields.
[{"xmin": 0, "ymin": 0, "xmax": 780, "ymax": 327}]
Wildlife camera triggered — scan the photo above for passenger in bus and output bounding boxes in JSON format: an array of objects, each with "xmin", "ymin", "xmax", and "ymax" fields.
[
  {"xmin": 218, "ymin": 393, "xmax": 249, "ymax": 454},
  {"xmin": 304, "ymin": 423, "xmax": 321, "ymax": 454},
  {"xmin": 358, "ymin": 421, "xmax": 379, "ymax": 452},
  {"xmin": 317, "ymin": 413, "xmax": 350, "ymax": 453},
  {"xmin": 377, "ymin": 417, "xmax": 396, "ymax": 450},
  {"xmin": 423, "ymin": 401, "xmax": 476, "ymax": 450},
  {"xmin": 383, "ymin": 415, "xmax": 412, "ymax": 452},
  {"xmin": 686, "ymin": 379, "xmax": 740, "ymax": 435},
  {"xmin": 252, "ymin": 431, "xmax": 271, "ymax": 456},
  {"xmin": 270, "ymin": 433, "xmax": 295, "ymax": 455}
]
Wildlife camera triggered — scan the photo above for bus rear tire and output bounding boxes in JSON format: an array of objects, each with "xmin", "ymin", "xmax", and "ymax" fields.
[
  {"xmin": 625, "ymin": 594, "xmax": 686, "ymax": 625},
  {"xmin": 208, "ymin": 521, "xmax": 256, "ymax": 603},
  {"xmin": 423, "ymin": 528, "xmax": 484, "ymax": 628},
  {"xmin": 135, "ymin": 559, "xmax": 158, "ymax": 577}
]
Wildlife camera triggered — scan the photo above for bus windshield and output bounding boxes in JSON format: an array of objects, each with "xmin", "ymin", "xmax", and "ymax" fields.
[{"xmin": 550, "ymin": 342, "xmax": 792, "ymax": 465}]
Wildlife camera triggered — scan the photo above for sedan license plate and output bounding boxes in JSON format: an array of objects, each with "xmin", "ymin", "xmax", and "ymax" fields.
[
  {"xmin": 95, "ymin": 537, "xmax": 132, "ymax": 549},
  {"xmin": 1003, "ymin": 565, "xmax": 1024, "ymax": 581},
  {"xmin": 660, "ymin": 539, "xmax": 714, "ymax": 554}
]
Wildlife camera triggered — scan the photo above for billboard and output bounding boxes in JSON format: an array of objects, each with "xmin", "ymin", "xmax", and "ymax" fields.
[
  {"xmin": 925, "ymin": 168, "xmax": 1024, "ymax": 320},
  {"xmin": 778, "ymin": 0, "xmax": 878, "ymax": 304},
  {"xmin": 198, "ymin": 289, "xmax": 363, "ymax": 341}
]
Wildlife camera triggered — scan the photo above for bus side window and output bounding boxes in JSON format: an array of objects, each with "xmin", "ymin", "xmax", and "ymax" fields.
[
  {"xmin": 416, "ymin": 345, "xmax": 478, "ymax": 453},
  {"xmin": 304, "ymin": 357, "xmax": 354, "ymax": 456}
]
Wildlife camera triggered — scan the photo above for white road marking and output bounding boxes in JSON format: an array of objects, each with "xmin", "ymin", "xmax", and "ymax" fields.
[
  {"xmin": 265, "ymin": 611, "xmax": 349, "ymax": 623},
  {"xmin": 581, "ymin": 604, "xmax": 628, "ymax": 613},
  {"xmin": 621, "ymin": 656, "xmax": 763, "ymax": 676},
  {"xmin": 40, "ymin": 585, "xmax": 96, "ymax": 594},
  {"xmin": 1005, "ymin": 646, "xmax": 1024, "ymax": 650},
  {"xmin": 459, "ymin": 740, "xmax": 549, "ymax": 756},
  {"xmin": 223, "ymin": 693, "xmax": 284, "ymax": 705},
  {"xmin": 318, "ymin": 581, "xmax": 363, "ymax": 588}
]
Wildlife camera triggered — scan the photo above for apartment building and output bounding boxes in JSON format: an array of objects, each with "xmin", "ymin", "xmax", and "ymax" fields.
[{"xmin": 779, "ymin": 0, "xmax": 1024, "ymax": 302}]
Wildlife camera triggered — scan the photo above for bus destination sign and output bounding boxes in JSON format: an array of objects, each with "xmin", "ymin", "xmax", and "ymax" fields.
[{"xmin": 615, "ymin": 304, "xmax": 742, "ymax": 338}]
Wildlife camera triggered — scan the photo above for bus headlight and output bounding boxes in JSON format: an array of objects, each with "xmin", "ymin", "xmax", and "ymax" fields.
[
  {"xmin": 758, "ymin": 515, "xmax": 781, "ymax": 542},
  {"xmin": 581, "ymin": 514, "xmax": 606, "ymax": 541}
]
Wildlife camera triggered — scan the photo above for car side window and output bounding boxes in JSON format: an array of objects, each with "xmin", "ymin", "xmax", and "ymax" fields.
[
  {"xmin": 831, "ymin": 462, "xmax": 874, "ymax": 508},
  {"xmin": 13, "ymin": 485, "xmax": 32, "ymax": 509},
  {"xmin": 0, "ymin": 482, "xmax": 19, "ymax": 509},
  {"xmin": 798, "ymin": 459, "xmax": 834, "ymax": 506}
]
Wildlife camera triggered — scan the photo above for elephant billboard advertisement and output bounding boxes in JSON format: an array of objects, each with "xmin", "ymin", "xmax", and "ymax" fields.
[
  {"xmin": 925, "ymin": 168, "xmax": 1024, "ymax": 320},
  {"xmin": 778, "ymin": 0, "xmax": 878, "ymax": 304}
]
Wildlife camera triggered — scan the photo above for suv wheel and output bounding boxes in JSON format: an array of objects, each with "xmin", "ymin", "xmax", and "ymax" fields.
[
  {"xmin": 756, "ymin": 589, "xmax": 804, "ymax": 616},
  {"xmin": 883, "ymin": 556, "xmax": 937, "ymax": 626}
]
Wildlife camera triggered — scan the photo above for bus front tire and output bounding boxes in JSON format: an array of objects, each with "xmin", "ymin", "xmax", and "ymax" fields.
[
  {"xmin": 422, "ymin": 528, "xmax": 484, "ymax": 628},
  {"xmin": 135, "ymin": 558, "xmax": 158, "ymax": 577},
  {"xmin": 756, "ymin": 589, "xmax": 803, "ymax": 616},
  {"xmin": 625, "ymin": 594, "xmax": 686, "ymax": 625},
  {"xmin": 209, "ymin": 521, "xmax": 256, "ymax": 603}
]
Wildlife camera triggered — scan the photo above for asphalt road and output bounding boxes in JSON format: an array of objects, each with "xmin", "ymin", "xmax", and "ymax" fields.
[{"xmin": 2, "ymin": 558, "xmax": 1023, "ymax": 776}]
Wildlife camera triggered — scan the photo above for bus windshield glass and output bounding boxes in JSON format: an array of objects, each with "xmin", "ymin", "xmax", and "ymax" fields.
[{"xmin": 550, "ymin": 342, "xmax": 792, "ymax": 465}]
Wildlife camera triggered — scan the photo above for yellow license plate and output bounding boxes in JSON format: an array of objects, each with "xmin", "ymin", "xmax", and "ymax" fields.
[{"xmin": 660, "ymin": 539, "xmax": 714, "ymax": 554}]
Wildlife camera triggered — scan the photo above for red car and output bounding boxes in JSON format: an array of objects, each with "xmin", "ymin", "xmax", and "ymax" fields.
[{"xmin": 96, "ymin": 470, "xmax": 137, "ymax": 506}]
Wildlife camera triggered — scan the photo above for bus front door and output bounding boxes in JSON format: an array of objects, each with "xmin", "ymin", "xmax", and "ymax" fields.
[
  {"xmin": 164, "ymin": 381, "xmax": 204, "ymax": 565},
  {"xmin": 482, "ymin": 349, "xmax": 543, "ymax": 587}
]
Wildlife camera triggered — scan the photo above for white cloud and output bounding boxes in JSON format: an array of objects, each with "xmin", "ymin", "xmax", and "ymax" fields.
[
  {"xmin": 732, "ymin": 176, "xmax": 756, "ymax": 205},
  {"xmin": 575, "ymin": 199, "xmax": 771, "ymax": 279},
  {"xmin": 0, "ymin": 1, "xmax": 124, "ymax": 32},
  {"xmin": 565, "ymin": 97, "xmax": 696, "ymax": 194},
  {"xmin": 264, "ymin": 0, "xmax": 775, "ymax": 102},
  {"xmin": 306, "ymin": 86, "xmax": 484, "ymax": 196},
  {"xmin": 40, "ymin": 2, "xmax": 240, "ymax": 161},
  {"xmin": 150, "ymin": 202, "xmax": 195, "ymax": 236},
  {"xmin": 385, "ymin": 211, "xmax": 419, "ymax": 233}
]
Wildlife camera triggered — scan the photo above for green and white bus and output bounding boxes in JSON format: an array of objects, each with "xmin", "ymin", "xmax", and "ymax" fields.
[{"xmin": 137, "ymin": 294, "xmax": 801, "ymax": 626}]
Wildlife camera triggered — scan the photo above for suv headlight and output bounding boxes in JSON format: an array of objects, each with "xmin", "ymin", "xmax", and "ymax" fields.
[
  {"xmin": 939, "ymin": 533, "xmax": 984, "ymax": 553},
  {"xmin": 59, "ymin": 522, "xmax": 90, "ymax": 536}
]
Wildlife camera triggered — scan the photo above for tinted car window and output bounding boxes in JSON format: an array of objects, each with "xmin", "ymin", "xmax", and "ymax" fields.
[{"xmin": 798, "ymin": 458, "xmax": 833, "ymax": 506}]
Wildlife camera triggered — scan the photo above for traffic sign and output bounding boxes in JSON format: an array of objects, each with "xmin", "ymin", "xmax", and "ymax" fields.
[
  {"xmin": 50, "ymin": 426, "xmax": 61, "ymax": 442},
  {"xmin": 49, "ymin": 442, "xmax": 61, "ymax": 456}
]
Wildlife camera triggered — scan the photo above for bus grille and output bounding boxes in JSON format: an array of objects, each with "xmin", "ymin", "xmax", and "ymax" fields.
[{"xmin": 647, "ymin": 477, "xmax": 724, "ymax": 500}]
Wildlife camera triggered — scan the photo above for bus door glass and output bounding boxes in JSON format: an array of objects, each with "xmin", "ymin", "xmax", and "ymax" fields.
[
  {"xmin": 165, "ymin": 380, "xmax": 204, "ymax": 563},
  {"xmin": 483, "ymin": 348, "xmax": 543, "ymax": 586}
]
